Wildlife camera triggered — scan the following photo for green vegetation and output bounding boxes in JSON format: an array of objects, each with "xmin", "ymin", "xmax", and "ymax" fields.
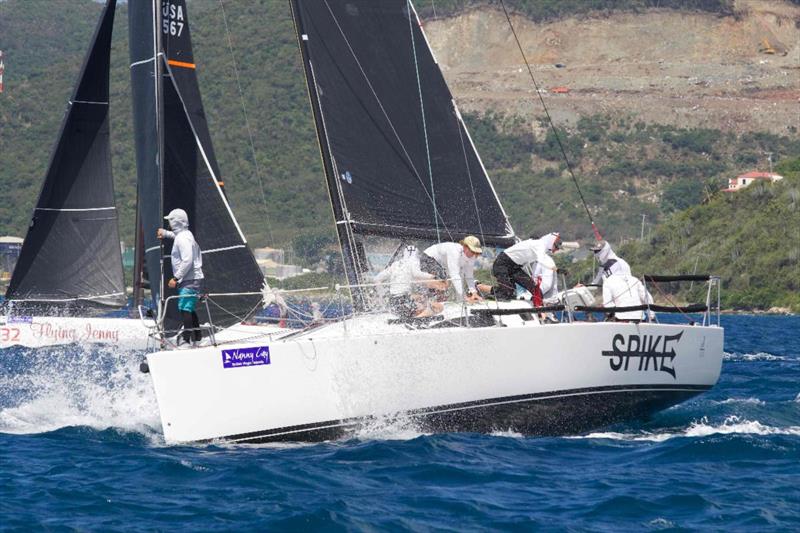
[
  {"xmin": 619, "ymin": 157, "xmax": 800, "ymax": 312},
  {"xmin": 463, "ymin": 111, "xmax": 799, "ymax": 244},
  {"xmin": 418, "ymin": 0, "xmax": 736, "ymax": 20},
  {"xmin": 0, "ymin": 0, "xmax": 330, "ymax": 249},
  {"xmin": 1, "ymin": 0, "xmax": 797, "ymax": 310}
]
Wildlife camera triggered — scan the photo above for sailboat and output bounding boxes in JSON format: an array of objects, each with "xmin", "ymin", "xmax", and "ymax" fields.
[
  {"xmin": 144, "ymin": 0, "xmax": 724, "ymax": 444},
  {"xmin": 2, "ymin": 0, "xmax": 280, "ymax": 349},
  {"xmin": 1, "ymin": 0, "xmax": 152, "ymax": 350},
  {"xmin": 128, "ymin": 0, "xmax": 270, "ymax": 343}
]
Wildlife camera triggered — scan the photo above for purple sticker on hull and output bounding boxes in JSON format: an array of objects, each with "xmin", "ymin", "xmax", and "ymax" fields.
[{"xmin": 222, "ymin": 346, "xmax": 270, "ymax": 369}]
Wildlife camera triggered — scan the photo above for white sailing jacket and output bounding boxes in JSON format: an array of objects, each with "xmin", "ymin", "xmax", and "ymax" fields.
[
  {"xmin": 591, "ymin": 241, "xmax": 632, "ymax": 284},
  {"xmin": 602, "ymin": 274, "xmax": 654, "ymax": 321},
  {"xmin": 423, "ymin": 242, "xmax": 477, "ymax": 297},
  {"xmin": 533, "ymin": 253, "xmax": 558, "ymax": 300},
  {"xmin": 504, "ymin": 233, "xmax": 559, "ymax": 267},
  {"xmin": 374, "ymin": 248, "xmax": 434, "ymax": 296}
]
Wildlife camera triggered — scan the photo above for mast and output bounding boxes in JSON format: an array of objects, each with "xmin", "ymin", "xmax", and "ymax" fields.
[
  {"xmin": 289, "ymin": 0, "xmax": 363, "ymax": 307},
  {"xmin": 154, "ymin": 0, "xmax": 166, "ymax": 318},
  {"xmin": 130, "ymin": 0, "xmax": 167, "ymax": 317}
]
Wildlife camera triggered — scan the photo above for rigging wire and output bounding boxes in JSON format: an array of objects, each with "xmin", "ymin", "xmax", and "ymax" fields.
[
  {"xmin": 218, "ymin": 0, "xmax": 276, "ymax": 247},
  {"xmin": 455, "ymin": 111, "xmax": 486, "ymax": 245},
  {"xmin": 407, "ymin": 0, "xmax": 441, "ymax": 242},
  {"xmin": 498, "ymin": 0, "xmax": 603, "ymax": 241}
]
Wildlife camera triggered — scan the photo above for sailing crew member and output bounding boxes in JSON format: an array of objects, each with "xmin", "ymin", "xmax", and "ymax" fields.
[
  {"xmin": 480, "ymin": 232, "xmax": 562, "ymax": 303},
  {"xmin": 602, "ymin": 274, "xmax": 653, "ymax": 322},
  {"xmin": 589, "ymin": 240, "xmax": 654, "ymax": 321},
  {"xmin": 157, "ymin": 208, "xmax": 205, "ymax": 347},
  {"xmin": 374, "ymin": 245, "xmax": 444, "ymax": 318},
  {"xmin": 589, "ymin": 240, "xmax": 632, "ymax": 283},
  {"xmin": 533, "ymin": 253, "xmax": 559, "ymax": 304},
  {"xmin": 420, "ymin": 236, "xmax": 483, "ymax": 303}
]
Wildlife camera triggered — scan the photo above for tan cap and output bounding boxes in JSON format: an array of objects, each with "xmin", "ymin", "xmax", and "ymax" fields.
[{"xmin": 460, "ymin": 235, "xmax": 482, "ymax": 254}]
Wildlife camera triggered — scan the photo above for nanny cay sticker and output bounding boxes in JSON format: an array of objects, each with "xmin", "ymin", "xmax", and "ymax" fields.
[{"xmin": 221, "ymin": 346, "xmax": 270, "ymax": 369}]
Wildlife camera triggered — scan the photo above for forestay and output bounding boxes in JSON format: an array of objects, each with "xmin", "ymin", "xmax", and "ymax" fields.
[{"xmin": 6, "ymin": 0, "xmax": 125, "ymax": 314}]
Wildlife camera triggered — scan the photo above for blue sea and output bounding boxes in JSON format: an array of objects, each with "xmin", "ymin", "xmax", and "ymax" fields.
[{"xmin": 1, "ymin": 315, "xmax": 798, "ymax": 531}]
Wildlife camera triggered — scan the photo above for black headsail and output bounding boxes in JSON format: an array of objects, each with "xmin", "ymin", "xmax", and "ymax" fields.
[
  {"xmin": 289, "ymin": 0, "xmax": 516, "ymax": 292},
  {"xmin": 130, "ymin": 0, "xmax": 264, "ymax": 330},
  {"xmin": 6, "ymin": 0, "xmax": 125, "ymax": 314}
]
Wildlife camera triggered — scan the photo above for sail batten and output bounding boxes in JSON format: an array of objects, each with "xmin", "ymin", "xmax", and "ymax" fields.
[{"xmin": 5, "ymin": 0, "xmax": 125, "ymax": 313}]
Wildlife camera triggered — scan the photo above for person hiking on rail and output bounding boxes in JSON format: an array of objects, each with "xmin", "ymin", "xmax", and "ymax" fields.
[{"xmin": 157, "ymin": 208, "xmax": 205, "ymax": 347}]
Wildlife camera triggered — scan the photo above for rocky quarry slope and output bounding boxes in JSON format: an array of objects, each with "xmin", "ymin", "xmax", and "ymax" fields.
[{"xmin": 424, "ymin": 0, "xmax": 799, "ymax": 135}]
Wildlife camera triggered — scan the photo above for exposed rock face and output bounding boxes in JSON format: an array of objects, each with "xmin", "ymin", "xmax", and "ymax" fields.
[{"xmin": 423, "ymin": 0, "xmax": 800, "ymax": 134}]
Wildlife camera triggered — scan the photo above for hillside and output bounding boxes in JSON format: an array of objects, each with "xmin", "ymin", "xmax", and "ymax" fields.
[
  {"xmin": 0, "ymin": 0, "xmax": 798, "ymax": 309},
  {"xmin": 425, "ymin": 0, "xmax": 800, "ymax": 135},
  {"xmin": 621, "ymin": 157, "xmax": 800, "ymax": 312},
  {"xmin": 0, "ymin": 0, "xmax": 328, "ymax": 248}
]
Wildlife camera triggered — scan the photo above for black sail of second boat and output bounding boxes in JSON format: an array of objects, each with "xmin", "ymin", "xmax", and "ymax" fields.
[
  {"xmin": 129, "ymin": 0, "xmax": 263, "ymax": 331},
  {"xmin": 290, "ymin": 0, "xmax": 516, "ymax": 291},
  {"xmin": 5, "ymin": 0, "xmax": 125, "ymax": 314}
]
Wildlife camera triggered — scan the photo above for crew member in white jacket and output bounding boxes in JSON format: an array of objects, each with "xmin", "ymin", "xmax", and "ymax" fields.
[
  {"xmin": 482, "ymin": 232, "xmax": 561, "ymax": 303},
  {"xmin": 589, "ymin": 240, "xmax": 654, "ymax": 321},
  {"xmin": 590, "ymin": 240, "xmax": 632, "ymax": 283},
  {"xmin": 157, "ymin": 208, "xmax": 205, "ymax": 347},
  {"xmin": 420, "ymin": 236, "xmax": 483, "ymax": 303},
  {"xmin": 603, "ymin": 275, "xmax": 654, "ymax": 322},
  {"xmin": 374, "ymin": 245, "xmax": 444, "ymax": 318}
]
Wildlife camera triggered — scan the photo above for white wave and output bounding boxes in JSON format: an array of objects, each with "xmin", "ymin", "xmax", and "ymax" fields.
[
  {"xmin": 352, "ymin": 414, "xmax": 427, "ymax": 441},
  {"xmin": 0, "ymin": 346, "xmax": 161, "ymax": 439},
  {"xmin": 576, "ymin": 416, "xmax": 800, "ymax": 442},
  {"xmin": 723, "ymin": 352, "xmax": 787, "ymax": 362},
  {"xmin": 714, "ymin": 397, "xmax": 766, "ymax": 406},
  {"xmin": 490, "ymin": 429, "xmax": 525, "ymax": 438},
  {"xmin": 647, "ymin": 518, "xmax": 676, "ymax": 530}
]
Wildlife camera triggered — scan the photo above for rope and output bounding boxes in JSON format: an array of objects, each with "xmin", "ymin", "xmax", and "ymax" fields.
[
  {"xmin": 321, "ymin": 0, "xmax": 454, "ymax": 240},
  {"xmin": 218, "ymin": 0, "xmax": 275, "ymax": 246},
  {"xmin": 646, "ymin": 278, "xmax": 701, "ymax": 323},
  {"xmin": 206, "ymin": 295, "xmax": 261, "ymax": 324},
  {"xmin": 407, "ymin": 0, "xmax": 440, "ymax": 242},
  {"xmin": 498, "ymin": 0, "xmax": 602, "ymax": 241}
]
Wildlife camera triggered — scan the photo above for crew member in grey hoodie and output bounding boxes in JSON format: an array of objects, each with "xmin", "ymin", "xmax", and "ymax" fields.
[{"xmin": 157, "ymin": 208, "xmax": 205, "ymax": 346}]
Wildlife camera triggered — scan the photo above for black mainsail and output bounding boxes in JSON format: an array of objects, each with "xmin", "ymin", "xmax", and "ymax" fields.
[
  {"xmin": 5, "ymin": 0, "xmax": 125, "ymax": 314},
  {"xmin": 129, "ymin": 0, "xmax": 263, "ymax": 331},
  {"xmin": 290, "ymin": 0, "xmax": 516, "ymax": 290}
]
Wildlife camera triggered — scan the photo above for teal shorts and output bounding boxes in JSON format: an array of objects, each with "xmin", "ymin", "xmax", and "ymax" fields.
[{"xmin": 177, "ymin": 287, "xmax": 200, "ymax": 313}]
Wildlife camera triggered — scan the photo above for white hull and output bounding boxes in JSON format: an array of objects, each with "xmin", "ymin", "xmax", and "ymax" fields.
[
  {"xmin": 147, "ymin": 308, "xmax": 724, "ymax": 444},
  {"xmin": 0, "ymin": 315, "xmax": 285, "ymax": 350},
  {"xmin": 0, "ymin": 315, "xmax": 153, "ymax": 350}
]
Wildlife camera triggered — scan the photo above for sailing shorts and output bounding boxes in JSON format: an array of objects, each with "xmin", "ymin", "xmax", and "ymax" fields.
[{"xmin": 177, "ymin": 279, "xmax": 203, "ymax": 313}]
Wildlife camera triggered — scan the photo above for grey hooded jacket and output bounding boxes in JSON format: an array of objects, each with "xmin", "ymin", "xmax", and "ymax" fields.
[{"xmin": 162, "ymin": 208, "xmax": 204, "ymax": 286}]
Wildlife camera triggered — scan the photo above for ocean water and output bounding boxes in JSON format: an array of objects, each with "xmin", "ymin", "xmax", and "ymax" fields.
[{"xmin": 1, "ymin": 315, "xmax": 798, "ymax": 531}]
